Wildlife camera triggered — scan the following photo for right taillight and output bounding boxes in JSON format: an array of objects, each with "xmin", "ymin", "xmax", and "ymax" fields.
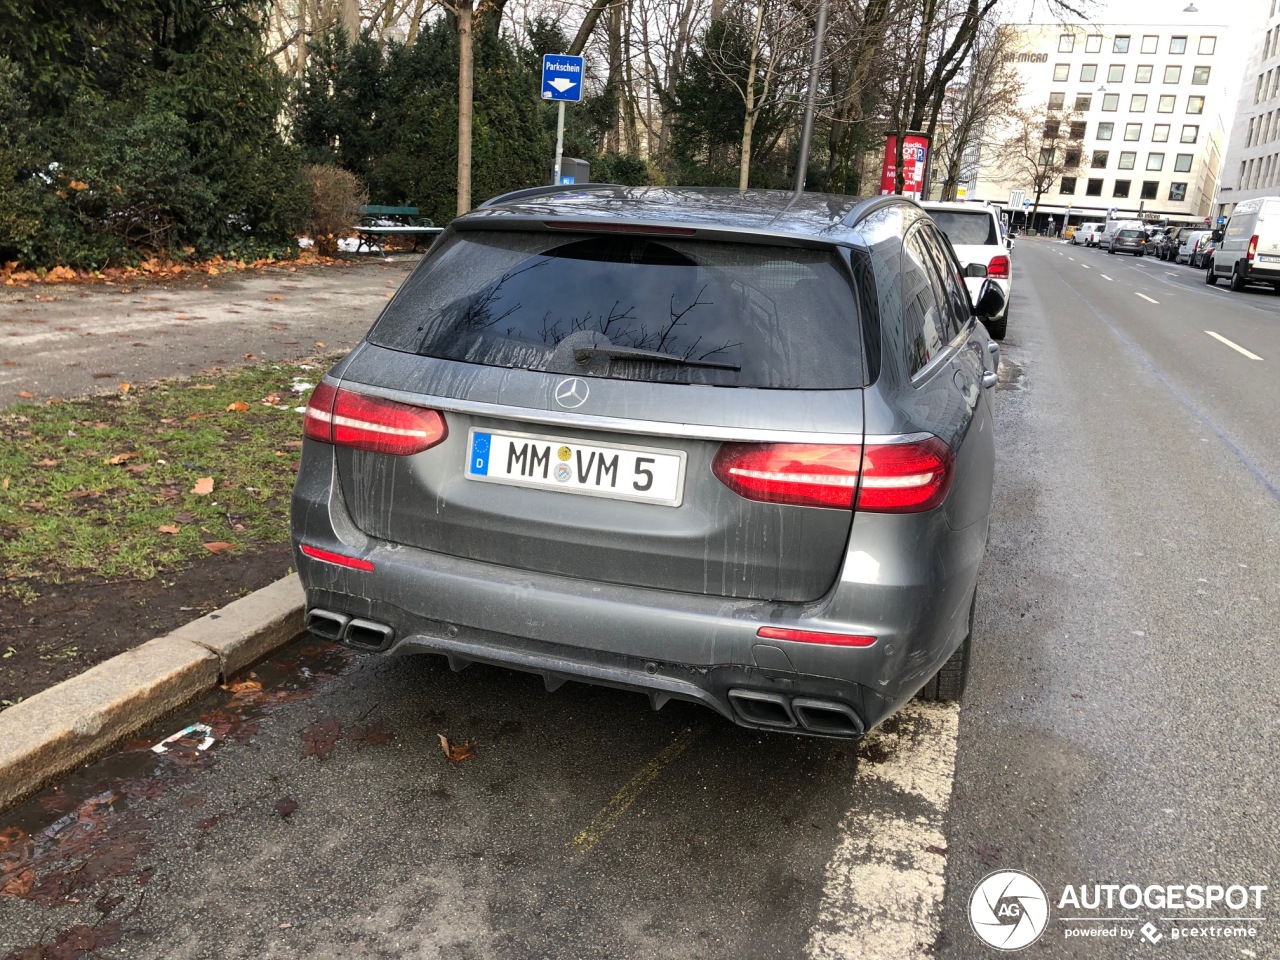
[
  {"xmin": 711, "ymin": 437, "xmax": 954, "ymax": 513},
  {"xmin": 987, "ymin": 255, "xmax": 1010, "ymax": 279},
  {"xmin": 303, "ymin": 381, "xmax": 447, "ymax": 456},
  {"xmin": 1248, "ymin": 235, "xmax": 1259, "ymax": 261}
]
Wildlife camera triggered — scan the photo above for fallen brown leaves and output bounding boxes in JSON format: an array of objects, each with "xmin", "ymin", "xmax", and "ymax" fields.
[
  {"xmin": 438, "ymin": 734, "xmax": 475, "ymax": 763},
  {"xmin": 2, "ymin": 249, "xmax": 349, "ymax": 289},
  {"xmin": 190, "ymin": 477, "xmax": 214, "ymax": 495}
]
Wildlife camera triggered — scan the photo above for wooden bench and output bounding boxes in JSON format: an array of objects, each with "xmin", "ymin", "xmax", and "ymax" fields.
[{"xmin": 354, "ymin": 205, "xmax": 443, "ymax": 253}]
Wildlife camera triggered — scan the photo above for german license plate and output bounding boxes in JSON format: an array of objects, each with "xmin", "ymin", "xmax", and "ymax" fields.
[
  {"xmin": 466, "ymin": 428, "xmax": 686, "ymax": 506},
  {"xmin": 1258, "ymin": 254, "xmax": 1278, "ymax": 263}
]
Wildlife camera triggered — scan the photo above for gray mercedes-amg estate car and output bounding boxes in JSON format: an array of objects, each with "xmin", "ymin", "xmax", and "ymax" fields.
[{"xmin": 291, "ymin": 185, "xmax": 1004, "ymax": 738}]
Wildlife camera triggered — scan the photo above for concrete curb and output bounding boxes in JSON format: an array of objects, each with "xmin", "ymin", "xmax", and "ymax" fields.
[{"xmin": 0, "ymin": 574, "xmax": 306, "ymax": 812}]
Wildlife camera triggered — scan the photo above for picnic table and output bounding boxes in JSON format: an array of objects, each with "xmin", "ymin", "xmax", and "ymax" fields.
[{"xmin": 354, "ymin": 205, "xmax": 443, "ymax": 252}]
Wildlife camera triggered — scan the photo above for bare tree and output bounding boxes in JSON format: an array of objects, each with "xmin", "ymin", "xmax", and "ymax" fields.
[{"xmin": 992, "ymin": 107, "xmax": 1088, "ymax": 229}]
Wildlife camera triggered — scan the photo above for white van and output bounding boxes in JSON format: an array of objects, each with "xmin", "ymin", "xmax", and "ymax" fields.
[
  {"xmin": 1207, "ymin": 197, "xmax": 1280, "ymax": 290},
  {"xmin": 1074, "ymin": 222, "xmax": 1104, "ymax": 246},
  {"xmin": 1099, "ymin": 218, "xmax": 1145, "ymax": 249}
]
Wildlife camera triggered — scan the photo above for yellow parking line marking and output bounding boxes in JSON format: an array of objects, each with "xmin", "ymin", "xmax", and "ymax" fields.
[
  {"xmin": 1206, "ymin": 331, "xmax": 1264, "ymax": 361},
  {"xmin": 1135, "ymin": 292, "xmax": 1159, "ymax": 304},
  {"xmin": 1100, "ymin": 274, "xmax": 1114, "ymax": 281},
  {"xmin": 569, "ymin": 727, "xmax": 699, "ymax": 853}
]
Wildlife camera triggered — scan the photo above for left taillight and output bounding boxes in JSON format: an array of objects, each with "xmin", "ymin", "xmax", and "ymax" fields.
[
  {"xmin": 1248, "ymin": 235, "xmax": 1259, "ymax": 261},
  {"xmin": 303, "ymin": 381, "xmax": 447, "ymax": 456}
]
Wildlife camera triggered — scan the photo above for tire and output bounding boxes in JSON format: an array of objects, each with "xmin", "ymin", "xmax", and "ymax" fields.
[
  {"xmin": 1109, "ymin": 247, "xmax": 1116, "ymax": 254},
  {"xmin": 1206, "ymin": 260, "xmax": 1217, "ymax": 285},
  {"xmin": 1231, "ymin": 263, "xmax": 1246, "ymax": 292},
  {"xmin": 985, "ymin": 310, "xmax": 1007, "ymax": 340},
  {"xmin": 918, "ymin": 592, "xmax": 975, "ymax": 703}
]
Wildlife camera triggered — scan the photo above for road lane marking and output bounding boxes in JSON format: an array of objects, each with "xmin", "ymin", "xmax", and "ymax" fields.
[
  {"xmin": 1205, "ymin": 330, "xmax": 1264, "ymax": 360},
  {"xmin": 807, "ymin": 703, "xmax": 960, "ymax": 960},
  {"xmin": 569, "ymin": 727, "xmax": 699, "ymax": 853},
  {"xmin": 1135, "ymin": 292, "xmax": 1159, "ymax": 303},
  {"xmin": 1068, "ymin": 257, "xmax": 1075, "ymax": 261},
  {"xmin": 1081, "ymin": 264, "xmax": 1090, "ymax": 269},
  {"xmin": 1100, "ymin": 274, "xmax": 1114, "ymax": 281}
]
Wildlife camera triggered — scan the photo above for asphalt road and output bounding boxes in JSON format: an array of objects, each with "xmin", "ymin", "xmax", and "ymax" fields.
[{"xmin": 1, "ymin": 239, "xmax": 1277, "ymax": 958}]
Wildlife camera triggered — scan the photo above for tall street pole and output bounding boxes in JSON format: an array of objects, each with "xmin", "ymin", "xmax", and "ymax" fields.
[{"xmin": 792, "ymin": 0, "xmax": 830, "ymax": 196}]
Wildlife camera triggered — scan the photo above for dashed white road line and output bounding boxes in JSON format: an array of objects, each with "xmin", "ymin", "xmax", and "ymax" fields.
[
  {"xmin": 1081, "ymin": 264, "xmax": 1090, "ymax": 269},
  {"xmin": 1206, "ymin": 330, "xmax": 1264, "ymax": 360},
  {"xmin": 1100, "ymin": 274, "xmax": 1114, "ymax": 281},
  {"xmin": 1135, "ymin": 292, "xmax": 1159, "ymax": 304},
  {"xmin": 1068, "ymin": 257, "xmax": 1076, "ymax": 261},
  {"xmin": 806, "ymin": 703, "xmax": 960, "ymax": 960}
]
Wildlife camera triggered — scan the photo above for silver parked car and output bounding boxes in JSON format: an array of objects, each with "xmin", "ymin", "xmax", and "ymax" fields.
[{"xmin": 291, "ymin": 186, "xmax": 1004, "ymax": 738}]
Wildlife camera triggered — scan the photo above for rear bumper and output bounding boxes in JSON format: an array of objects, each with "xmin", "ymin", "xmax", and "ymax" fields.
[
  {"xmin": 290, "ymin": 444, "xmax": 985, "ymax": 737},
  {"xmin": 1242, "ymin": 261, "xmax": 1280, "ymax": 282}
]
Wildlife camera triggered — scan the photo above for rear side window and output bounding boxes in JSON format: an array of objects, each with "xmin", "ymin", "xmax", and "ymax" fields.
[
  {"xmin": 367, "ymin": 231, "xmax": 863, "ymax": 389},
  {"xmin": 925, "ymin": 210, "xmax": 998, "ymax": 246}
]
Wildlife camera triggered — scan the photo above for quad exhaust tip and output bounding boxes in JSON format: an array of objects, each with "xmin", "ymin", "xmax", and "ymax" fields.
[
  {"xmin": 728, "ymin": 688, "xmax": 863, "ymax": 737},
  {"xmin": 305, "ymin": 609, "xmax": 395, "ymax": 651}
]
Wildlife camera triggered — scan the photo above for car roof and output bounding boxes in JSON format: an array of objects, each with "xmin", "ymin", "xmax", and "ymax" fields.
[
  {"xmin": 464, "ymin": 184, "xmax": 902, "ymax": 245},
  {"xmin": 919, "ymin": 201, "xmax": 998, "ymax": 215}
]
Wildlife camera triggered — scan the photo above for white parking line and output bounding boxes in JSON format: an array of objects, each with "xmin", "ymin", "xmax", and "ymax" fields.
[
  {"xmin": 1135, "ymin": 292, "xmax": 1159, "ymax": 304},
  {"xmin": 1206, "ymin": 330, "xmax": 1264, "ymax": 361},
  {"xmin": 1100, "ymin": 274, "xmax": 1114, "ymax": 281},
  {"xmin": 806, "ymin": 703, "xmax": 959, "ymax": 960}
]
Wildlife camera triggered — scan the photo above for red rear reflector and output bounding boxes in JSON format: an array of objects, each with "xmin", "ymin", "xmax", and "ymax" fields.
[
  {"xmin": 1248, "ymin": 235, "xmax": 1259, "ymax": 261},
  {"xmin": 712, "ymin": 443, "xmax": 862, "ymax": 508},
  {"xmin": 857, "ymin": 437, "xmax": 954, "ymax": 513},
  {"xmin": 987, "ymin": 255, "xmax": 1010, "ymax": 279},
  {"xmin": 303, "ymin": 382, "xmax": 447, "ymax": 455},
  {"xmin": 300, "ymin": 544, "xmax": 375, "ymax": 571},
  {"xmin": 756, "ymin": 626, "xmax": 876, "ymax": 647},
  {"xmin": 712, "ymin": 437, "xmax": 954, "ymax": 513}
]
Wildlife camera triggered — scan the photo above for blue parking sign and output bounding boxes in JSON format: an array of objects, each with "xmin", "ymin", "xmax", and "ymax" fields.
[{"xmin": 542, "ymin": 54, "xmax": 584, "ymax": 102}]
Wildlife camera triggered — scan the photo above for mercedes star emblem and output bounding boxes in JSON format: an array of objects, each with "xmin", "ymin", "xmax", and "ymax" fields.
[{"xmin": 554, "ymin": 377, "xmax": 590, "ymax": 409}]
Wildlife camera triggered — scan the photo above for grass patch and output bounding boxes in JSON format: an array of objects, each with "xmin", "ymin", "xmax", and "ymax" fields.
[{"xmin": 0, "ymin": 361, "xmax": 333, "ymax": 589}]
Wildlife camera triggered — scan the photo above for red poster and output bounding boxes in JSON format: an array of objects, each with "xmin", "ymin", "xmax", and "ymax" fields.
[{"xmin": 880, "ymin": 133, "xmax": 930, "ymax": 198}]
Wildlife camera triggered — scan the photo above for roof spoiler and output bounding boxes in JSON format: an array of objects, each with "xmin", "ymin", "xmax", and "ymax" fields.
[{"xmin": 478, "ymin": 183, "xmax": 629, "ymax": 208}]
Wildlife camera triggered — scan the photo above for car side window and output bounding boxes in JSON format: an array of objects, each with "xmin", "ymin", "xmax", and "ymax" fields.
[
  {"xmin": 900, "ymin": 228, "xmax": 948, "ymax": 375},
  {"xmin": 918, "ymin": 225, "xmax": 973, "ymax": 339}
]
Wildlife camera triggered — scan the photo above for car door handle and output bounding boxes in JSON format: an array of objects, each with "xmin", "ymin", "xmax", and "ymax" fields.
[
  {"xmin": 986, "ymin": 341, "xmax": 999, "ymax": 357},
  {"xmin": 982, "ymin": 371, "xmax": 998, "ymax": 389}
]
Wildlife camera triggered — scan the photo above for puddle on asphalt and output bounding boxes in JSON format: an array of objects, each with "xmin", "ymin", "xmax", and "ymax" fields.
[
  {"xmin": 997, "ymin": 358, "xmax": 1025, "ymax": 390},
  {"xmin": 0, "ymin": 639, "xmax": 354, "ymax": 917}
]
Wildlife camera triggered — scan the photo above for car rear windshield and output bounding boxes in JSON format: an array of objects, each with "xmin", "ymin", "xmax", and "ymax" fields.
[
  {"xmin": 1118, "ymin": 230, "xmax": 1143, "ymax": 238},
  {"xmin": 925, "ymin": 210, "xmax": 998, "ymax": 246},
  {"xmin": 366, "ymin": 230, "xmax": 864, "ymax": 388}
]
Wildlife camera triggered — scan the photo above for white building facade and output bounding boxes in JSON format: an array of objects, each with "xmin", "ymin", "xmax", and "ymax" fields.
[
  {"xmin": 969, "ymin": 23, "xmax": 1231, "ymax": 231},
  {"xmin": 1215, "ymin": 1, "xmax": 1280, "ymax": 218}
]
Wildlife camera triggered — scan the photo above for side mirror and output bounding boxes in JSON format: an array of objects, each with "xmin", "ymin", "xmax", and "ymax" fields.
[
  {"xmin": 965, "ymin": 262, "xmax": 989, "ymax": 278},
  {"xmin": 974, "ymin": 279, "xmax": 1006, "ymax": 320}
]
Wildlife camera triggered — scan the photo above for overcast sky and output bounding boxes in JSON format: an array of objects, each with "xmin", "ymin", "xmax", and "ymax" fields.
[{"xmin": 1002, "ymin": 0, "xmax": 1258, "ymax": 27}]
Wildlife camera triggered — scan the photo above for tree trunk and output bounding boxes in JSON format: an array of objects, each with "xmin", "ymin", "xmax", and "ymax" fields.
[
  {"xmin": 738, "ymin": 0, "xmax": 765, "ymax": 192},
  {"xmin": 739, "ymin": 112, "xmax": 756, "ymax": 191},
  {"xmin": 456, "ymin": 0, "xmax": 474, "ymax": 215},
  {"xmin": 607, "ymin": 0, "xmax": 623, "ymax": 153}
]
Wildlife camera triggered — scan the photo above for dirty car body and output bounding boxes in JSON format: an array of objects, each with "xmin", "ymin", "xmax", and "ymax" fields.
[{"xmin": 291, "ymin": 186, "xmax": 1000, "ymax": 738}]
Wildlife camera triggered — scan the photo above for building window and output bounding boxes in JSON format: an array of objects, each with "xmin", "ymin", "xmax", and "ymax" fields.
[
  {"xmin": 1044, "ymin": 119, "xmax": 1060, "ymax": 137},
  {"xmin": 1069, "ymin": 121, "xmax": 1087, "ymax": 139},
  {"xmin": 1153, "ymin": 124, "xmax": 1170, "ymax": 142},
  {"xmin": 1081, "ymin": 64, "xmax": 1098, "ymax": 83},
  {"xmin": 1048, "ymin": 92, "xmax": 1065, "ymax": 110},
  {"xmin": 1075, "ymin": 94, "xmax": 1092, "ymax": 111},
  {"xmin": 1092, "ymin": 151, "xmax": 1109, "ymax": 168},
  {"xmin": 1141, "ymin": 35, "xmax": 1158, "ymax": 54},
  {"xmin": 1085, "ymin": 34, "xmax": 1102, "ymax": 53},
  {"xmin": 1085, "ymin": 178, "xmax": 1103, "ymax": 196},
  {"xmin": 1131, "ymin": 94, "xmax": 1148, "ymax": 112},
  {"xmin": 1060, "ymin": 33, "xmax": 1076, "ymax": 53},
  {"xmin": 1065, "ymin": 149, "xmax": 1082, "ymax": 167},
  {"xmin": 1124, "ymin": 123, "xmax": 1142, "ymax": 141},
  {"xmin": 1039, "ymin": 147, "xmax": 1055, "ymax": 164},
  {"xmin": 1097, "ymin": 122, "xmax": 1114, "ymax": 140},
  {"xmin": 1181, "ymin": 124, "xmax": 1199, "ymax": 143},
  {"xmin": 1158, "ymin": 95, "xmax": 1176, "ymax": 113},
  {"xmin": 1102, "ymin": 93, "xmax": 1120, "ymax": 111},
  {"xmin": 1114, "ymin": 35, "xmax": 1130, "ymax": 53},
  {"xmin": 1174, "ymin": 153, "xmax": 1193, "ymax": 172},
  {"xmin": 1113, "ymin": 179, "xmax": 1131, "ymax": 197},
  {"xmin": 1187, "ymin": 96, "xmax": 1204, "ymax": 114},
  {"xmin": 1198, "ymin": 36, "xmax": 1216, "ymax": 55},
  {"xmin": 1061, "ymin": 176, "xmax": 1077, "ymax": 194},
  {"xmin": 1146, "ymin": 152, "xmax": 1164, "ymax": 170},
  {"xmin": 1164, "ymin": 65, "xmax": 1183, "ymax": 85},
  {"xmin": 1053, "ymin": 63, "xmax": 1070, "ymax": 82},
  {"xmin": 1119, "ymin": 151, "xmax": 1137, "ymax": 170},
  {"xmin": 1170, "ymin": 36, "xmax": 1187, "ymax": 54},
  {"xmin": 1108, "ymin": 64, "xmax": 1125, "ymax": 83},
  {"xmin": 1192, "ymin": 66, "xmax": 1211, "ymax": 85},
  {"xmin": 1141, "ymin": 181, "xmax": 1159, "ymax": 199},
  {"xmin": 1136, "ymin": 65, "xmax": 1153, "ymax": 83},
  {"xmin": 1169, "ymin": 182, "xmax": 1187, "ymax": 201}
]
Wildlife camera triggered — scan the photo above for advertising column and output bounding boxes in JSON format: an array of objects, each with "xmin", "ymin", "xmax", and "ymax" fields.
[{"xmin": 880, "ymin": 133, "xmax": 932, "ymax": 199}]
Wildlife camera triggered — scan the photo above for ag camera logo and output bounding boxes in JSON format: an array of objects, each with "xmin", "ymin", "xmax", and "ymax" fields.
[{"xmin": 970, "ymin": 870, "xmax": 1050, "ymax": 950}]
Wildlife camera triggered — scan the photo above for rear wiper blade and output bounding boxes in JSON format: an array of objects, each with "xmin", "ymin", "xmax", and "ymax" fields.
[{"xmin": 573, "ymin": 345, "xmax": 740, "ymax": 371}]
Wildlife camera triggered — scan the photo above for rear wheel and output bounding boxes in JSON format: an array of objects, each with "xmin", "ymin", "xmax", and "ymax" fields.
[
  {"xmin": 1206, "ymin": 261, "xmax": 1217, "ymax": 285},
  {"xmin": 1231, "ymin": 263, "xmax": 1246, "ymax": 292},
  {"xmin": 918, "ymin": 593, "xmax": 975, "ymax": 703},
  {"xmin": 985, "ymin": 311, "xmax": 1007, "ymax": 340}
]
